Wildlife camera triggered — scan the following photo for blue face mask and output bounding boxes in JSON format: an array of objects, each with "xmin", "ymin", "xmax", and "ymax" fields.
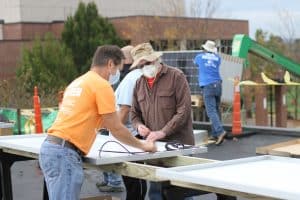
[{"xmin": 109, "ymin": 69, "xmax": 120, "ymax": 85}]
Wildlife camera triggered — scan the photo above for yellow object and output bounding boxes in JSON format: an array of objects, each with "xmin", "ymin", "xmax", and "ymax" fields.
[
  {"xmin": 191, "ymin": 95, "xmax": 203, "ymax": 107},
  {"xmin": 239, "ymin": 81, "xmax": 259, "ymax": 85},
  {"xmin": 233, "ymin": 71, "xmax": 300, "ymax": 86},
  {"xmin": 284, "ymin": 71, "xmax": 300, "ymax": 85},
  {"xmin": 261, "ymin": 72, "xmax": 279, "ymax": 85}
]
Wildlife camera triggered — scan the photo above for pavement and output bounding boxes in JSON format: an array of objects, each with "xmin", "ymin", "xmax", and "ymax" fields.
[{"xmin": 9, "ymin": 132, "xmax": 295, "ymax": 200}]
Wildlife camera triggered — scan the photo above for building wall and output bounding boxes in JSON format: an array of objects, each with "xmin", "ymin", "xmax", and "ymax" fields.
[
  {"xmin": 0, "ymin": 22, "xmax": 3, "ymax": 40},
  {"xmin": 0, "ymin": 0, "xmax": 185, "ymax": 23},
  {"xmin": 110, "ymin": 16, "xmax": 248, "ymax": 49},
  {"xmin": 1, "ymin": 16, "xmax": 248, "ymax": 43},
  {"xmin": 0, "ymin": 22, "xmax": 64, "ymax": 78},
  {"xmin": 0, "ymin": 0, "xmax": 246, "ymax": 79},
  {"xmin": 2, "ymin": 22, "xmax": 64, "ymax": 40},
  {"xmin": 0, "ymin": 41, "xmax": 31, "ymax": 79},
  {"xmin": 0, "ymin": 0, "xmax": 22, "ymax": 23},
  {"xmin": 0, "ymin": 16, "xmax": 248, "ymax": 78}
]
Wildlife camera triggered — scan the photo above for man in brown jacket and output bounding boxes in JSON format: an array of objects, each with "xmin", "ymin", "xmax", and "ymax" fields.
[{"xmin": 131, "ymin": 43, "xmax": 194, "ymax": 200}]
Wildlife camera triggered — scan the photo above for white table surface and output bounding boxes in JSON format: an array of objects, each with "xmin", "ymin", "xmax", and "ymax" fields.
[
  {"xmin": 157, "ymin": 155, "xmax": 300, "ymax": 200},
  {"xmin": 0, "ymin": 134, "xmax": 207, "ymax": 165}
]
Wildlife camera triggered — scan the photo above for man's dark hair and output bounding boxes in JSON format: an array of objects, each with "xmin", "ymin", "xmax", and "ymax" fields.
[{"xmin": 91, "ymin": 45, "xmax": 125, "ymax": 67}]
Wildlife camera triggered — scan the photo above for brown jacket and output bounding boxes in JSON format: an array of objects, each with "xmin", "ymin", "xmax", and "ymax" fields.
[{"xmin": 131, "ymin": 64, "xmax": 194, "ymax": 145}]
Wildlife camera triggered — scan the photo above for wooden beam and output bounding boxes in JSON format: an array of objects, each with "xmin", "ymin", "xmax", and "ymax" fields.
[
  {"xmin": 86, "ymin": 161, "xmax": 165, "ymax": 181},
  {"xmin": 85, "ymin": 156, "xmax": 215, "ymax": 182},
  {"xmin": 144, "ymin": 155, "xmax": 215, "ymax": 167},
  {"xmin": 2, "ymin": 148, "xmax": 38, "ymax": 159}
]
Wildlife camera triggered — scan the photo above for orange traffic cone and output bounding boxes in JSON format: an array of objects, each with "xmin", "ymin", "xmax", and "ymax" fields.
[
  {"xmin": 232, "ymin": 76, "xmax": 242, "ymax": 135},
  {"xmin": 33, "ymin": 86, "xmax": 43, "ymax": 133}
]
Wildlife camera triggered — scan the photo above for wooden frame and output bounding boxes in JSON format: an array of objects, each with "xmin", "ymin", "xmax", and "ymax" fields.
[{"xmin": 87, "ymin": 156, "xmax": 215, "ymax": 182}]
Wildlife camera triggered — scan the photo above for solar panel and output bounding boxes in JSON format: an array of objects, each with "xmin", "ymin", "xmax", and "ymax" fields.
[
  {"xmin": 161, "ymin": 51, "xmax": 202, "ymax": 95},
  {"xmin": 161, "ymin": 51, "xmax": 244, "ymax": 103}
]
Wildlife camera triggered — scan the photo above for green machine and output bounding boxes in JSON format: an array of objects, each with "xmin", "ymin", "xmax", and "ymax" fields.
[
  {"xmin": 231, "ymin": 34, "xmax": 300, "ymax": 127},
  {"xmin": 231, "ymin": 34, "xmax": 300, "ymax": 76}
]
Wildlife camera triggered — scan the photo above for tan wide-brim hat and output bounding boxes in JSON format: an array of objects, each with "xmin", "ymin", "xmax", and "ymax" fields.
[
  {"xmin": 202, "ymin": 40, "xmax": 217, "ymax": 53},
  {"xmin": 121, "ymin": 45, "xmax": 134, "ymax": 64},
  {"xmin": 130, "ymin": 43, "xmax": 162, "ymax": 69}
]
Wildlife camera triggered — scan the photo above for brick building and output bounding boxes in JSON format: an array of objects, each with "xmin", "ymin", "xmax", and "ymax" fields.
[
  {"xmin": 0, "ymin": 0, "xmax": 248, "ymax": 78},
  {"xmin": 109, "ymin": 16, "xmax": 248, "ymax": 51}
]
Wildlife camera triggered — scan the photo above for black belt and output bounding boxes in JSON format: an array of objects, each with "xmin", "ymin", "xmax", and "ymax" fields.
[{"xmin": 45, "ymin": 135, "xmax": 83, "ymax": 156}]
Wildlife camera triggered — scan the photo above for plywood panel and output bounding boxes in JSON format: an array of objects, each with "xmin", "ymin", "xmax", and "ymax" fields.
[{"xmin": 256, "ymin": 139, "xmax": 300, "ymax": 157}]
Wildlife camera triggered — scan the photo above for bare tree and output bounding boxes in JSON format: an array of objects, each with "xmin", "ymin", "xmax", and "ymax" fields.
[
  {"xmin": 189, "ymin": 0, "xmax": 220, "ymax": 18},
  {"xmin": 163, "ymin": 0, "xmax": 220, "ymax": 50},
  {"xmin": 276, "ymin": 7, "xmax": 300, "ymax": 120},
  {"xmin": 165, "ymin": 0, "xmax": 185, "ymax": 17},
  {"xmin": 129, "ymin": 0, "xmax": 220, "ymax": 50},
  {"xmin": 277, "ymin": 8, "xmax": 296, "ymax": 44}
]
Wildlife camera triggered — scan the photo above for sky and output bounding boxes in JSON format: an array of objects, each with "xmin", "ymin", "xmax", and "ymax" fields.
[{"xmin": 186, "ymin": 0, "xmax": 300, "ymax": 39}]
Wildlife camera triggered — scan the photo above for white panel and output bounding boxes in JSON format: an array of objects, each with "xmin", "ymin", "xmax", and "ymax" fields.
[
  {"xmin": 0, "ymin": 24, "xmax": 3, "ymax": 40},
  {"xmin": 219, "ymin": 53, "xmax": 243, "ymax": 104},
  {"xmin": 19, "ymin": 0, "xmax": 79, "ymax": 22},
  {"xmin": 0, "ymin": 0, "xmax": 186, "ymax": 23},
  {"xmin": 0, "ymin": 134, "xmax": 206, "ymax": 165},
  {"xmin": 0, "ymin": 0, "xmax": 21, "ymax": 23},
  {"xmin": 157, "ymin": 156, "xmax": 300, "ymax": 199},
  {"xmin": 0, "ymin": 122, "xmax": 14, "ymax": 128},
  {"xmin": 98, "ymin": 0, "xmax": 185, "ymax": 18}
]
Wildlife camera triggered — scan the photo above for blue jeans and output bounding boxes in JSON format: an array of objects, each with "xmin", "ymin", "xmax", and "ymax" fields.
[
  {"xmin": 39, "ymin": 140, "xmax": 84, "ymax": 200},
  {"xmin": 103, "ymin": 172, "xmax": 123, "ymax": 187},
  {"xmin": 148, "ymin": 182, "xmax": 162, "ymax": 200},
  {"xmin": 203, "ymin": 81, "xmax": 225, "ymax": 137}
]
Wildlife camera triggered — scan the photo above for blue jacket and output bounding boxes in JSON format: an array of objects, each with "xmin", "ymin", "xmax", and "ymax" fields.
[{"xmin": 194, "ymin": 52, "xmax": 222, "ymax": 86}]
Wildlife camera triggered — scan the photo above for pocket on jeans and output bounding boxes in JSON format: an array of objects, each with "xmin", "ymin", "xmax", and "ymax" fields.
[
  {"xmin": 40, "ymin": 154, "xmax": 60, "ymax": 178},
  {"xmin": 66, "ymin": 149, "xmax": 82, "ymax": 165}
]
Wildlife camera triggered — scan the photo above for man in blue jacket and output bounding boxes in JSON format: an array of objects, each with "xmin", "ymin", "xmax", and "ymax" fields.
[{"xmin": 194, "ymin": 40, "xmax": 227, "ymax": 145}]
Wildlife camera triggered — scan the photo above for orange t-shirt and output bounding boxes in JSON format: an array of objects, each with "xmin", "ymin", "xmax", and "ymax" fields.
[{"xmin": 48, "ymin": 71, "xmax": 116, "ymax": 155}]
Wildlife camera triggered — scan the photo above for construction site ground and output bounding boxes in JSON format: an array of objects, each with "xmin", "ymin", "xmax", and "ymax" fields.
[{"xmin": 8, "ymin": 131, "xmax": 296, "ymax": 200}]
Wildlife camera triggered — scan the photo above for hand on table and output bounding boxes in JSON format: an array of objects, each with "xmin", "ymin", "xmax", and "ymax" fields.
[
  {"xmin": 137, "ymin": 124, "xmax": 151, "ymax": 137},
  {"xmin": 141, "ymin": 139, "xmax": 157, "ymax": 153},
  {"xmin": 146, "ymin": 131, "xmax": 166, "ymax": 142}
]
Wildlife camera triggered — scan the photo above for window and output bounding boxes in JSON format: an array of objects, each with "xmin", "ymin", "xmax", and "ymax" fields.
[{"xmin": 220, "ymin": 40, "xmax": 232, "ymax": 54}]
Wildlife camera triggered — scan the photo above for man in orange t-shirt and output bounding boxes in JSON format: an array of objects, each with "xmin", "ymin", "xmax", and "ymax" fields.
[{"xmin": 39, "ymin": 45, "xmax": 156, "ymax": 200}]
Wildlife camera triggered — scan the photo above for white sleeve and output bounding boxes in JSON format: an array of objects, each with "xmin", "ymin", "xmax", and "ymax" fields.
[{"xmin": 115, "ymin": 78, "xmax": 136, "ymax": 106}]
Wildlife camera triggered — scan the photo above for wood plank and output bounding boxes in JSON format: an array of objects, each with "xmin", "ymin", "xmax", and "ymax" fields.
[
  {"xmin": 2, "ymin": 148, "xmax": 38, "ymax": 159},
  {"xmin": 270, "ymin": 144, "xmax": 300, "ymax": 158},
  {"xmin": 145, "ymin": 156, "xmax": 215, "ymax": 167},
  {"xmin": 256, "ymin": 139, "xmax": 300, "ymax": 157},
  {"xmin": 86, "ymin": 161, "xmax": 164, "ymax": 182}
]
